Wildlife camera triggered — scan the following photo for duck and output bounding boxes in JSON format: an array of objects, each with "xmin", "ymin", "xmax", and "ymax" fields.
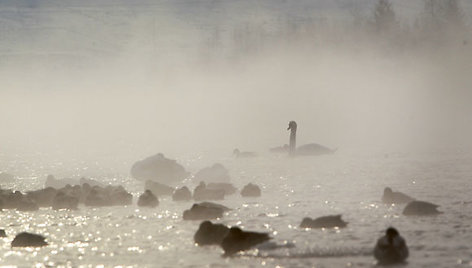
[
  {"xmin": 382, "ymin": 187, "xmax": 415, "ymax": 204},
  {"xmin": 374, "ymin": 227, "xmax": 409, "ymax": 265},
  {"xmin": 194, "ymin": 221, "xmax": 229, "ymax": 246},
  {"xmin": 137, "ymin": 190, "xmax": 159, "ymax": 208},
  {"xmin": 233, "ymin": 149, "xmax": 257, "ymax": 158},
  {"xmin": 240, "ymin": 183, "xmax": 261, "ymax": 197},
  {"xmin": 287, "ymin": 121, "xmax": 336, "ymax": 156},
  {"xmin": 172, "ymin": 186, "xmax": 192, "ymax": 201},
  {"xmin": 183, "ymin": 203, "xmax": 224, "ymax": 220},
  {"xmin": 221, "ymin": 227, "xmax": 271, "ymax": 256},
  {"xmin": 11, "ymin": 232, "xmax": 48, "ymax": 247},
  {"xmin": 402, "ymin": 200, "xmax": 441, "ymax": 216},
  {"xmin": 299, "ymin": 215, "xmax": 348, "ymax": 229}
]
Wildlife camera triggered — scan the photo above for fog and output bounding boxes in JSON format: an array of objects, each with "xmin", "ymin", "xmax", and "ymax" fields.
[{"xmin": 1, "ymin": 0, "xmax": 472, "ymax": 164}]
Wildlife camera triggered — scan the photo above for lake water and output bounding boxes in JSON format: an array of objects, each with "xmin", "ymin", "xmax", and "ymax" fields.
[{"xmin": 0, "ymin": 149, "xmax": 471, "ymax": 267}]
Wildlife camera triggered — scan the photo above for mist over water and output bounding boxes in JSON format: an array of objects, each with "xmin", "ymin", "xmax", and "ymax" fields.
[
  {"xmin": 0, "ymin": 0, "xmax": 471, "ymax": 162},
  {"xmin": 0, "ymin": 1, "xmax": 472, "ymax": 266}
]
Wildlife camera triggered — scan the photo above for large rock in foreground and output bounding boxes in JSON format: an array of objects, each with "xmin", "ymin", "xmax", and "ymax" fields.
[{"xmin": 131, "ymin": 153, "xmax": 189, "ymax": 183}]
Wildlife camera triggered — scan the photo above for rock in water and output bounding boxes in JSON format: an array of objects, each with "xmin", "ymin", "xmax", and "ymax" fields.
[
  {"xmin": 0, "ymin": 230, "xmax": 6, "ymax": 237},
  {"xmin": 131, "ymin": 153, "xmax": 189, "ymax": 183},
  {"xmin": 221, "ymin": 227, "xmax": 271, "ymax": 256},
  {"xmin": 299, "ymin": 215, "xmax": 348, "ymax": 229},
  {"xmin": 194, "ymin": 221, "xmax": 229, "ymax": 246},
  {"xmin": 11, "ymin": 232, "xmax": 48, "ymax": 247}
]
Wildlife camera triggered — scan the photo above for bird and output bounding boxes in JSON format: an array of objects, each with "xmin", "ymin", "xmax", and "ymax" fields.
[
  {"xmin": 286, "ymin": 121, "xmax": 335, "ymax": 156},
  {"xmin": 221, "ymin": 227, "xmax": 271, "ymax": 256},
  {"xmin": 233, "ymin": 149, "xmax": 257, "ymax": 158},
  {"xmin": 193, "ymin": 221, "xmax": 229, "ymax": 246},
  {"xmin": 403, "ymin": 200, "xmax": 441, "ymax": 216},
  {"xmin": 299, "ymin": 215, "xmax": 348, "ymax": 229},
  {"xmin": 382, "ymin": 187, "xmax": 415, "ymax": 204},
  {"xmin": 374, "ymin": 227, "xmax": 409, "ymax": 265}
]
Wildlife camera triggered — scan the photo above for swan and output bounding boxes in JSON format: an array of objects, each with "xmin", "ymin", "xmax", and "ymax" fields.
[
  {"xmin": 287, "ymin": 121, "xmax": 336, "ymax": 156},
  {"xmin": 374, "ymin": 227, "xmax": 409, "ymax": 265}
]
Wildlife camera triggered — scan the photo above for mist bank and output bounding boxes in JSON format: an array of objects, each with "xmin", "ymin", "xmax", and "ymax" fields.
[{"xmin": 1, "ymin": 0, "xmax": 471, "ymax": 160}]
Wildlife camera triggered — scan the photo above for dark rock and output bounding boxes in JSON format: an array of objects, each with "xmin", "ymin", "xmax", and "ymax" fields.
[
  {"xmin": 11, "ymin": 232, "xmax": 48, "ymax": 247},
  {"xmin": 0, "ymin": 229, "xmax": 6, "ymax": 237}
]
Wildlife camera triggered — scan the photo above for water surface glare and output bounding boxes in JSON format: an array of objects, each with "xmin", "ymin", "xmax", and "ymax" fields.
[{"xmin": 0, "ymin": 151, "xmax": 471, "ymax": 267}]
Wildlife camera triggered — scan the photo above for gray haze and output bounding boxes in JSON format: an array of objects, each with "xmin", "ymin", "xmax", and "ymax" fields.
[{"xmin": 1, "ymin": 0, "xmax": 472, "ymax": 163}]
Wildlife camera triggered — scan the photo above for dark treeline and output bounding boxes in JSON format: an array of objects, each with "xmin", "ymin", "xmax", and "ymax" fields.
[{"xmin": 198, "ymin": 0, "xmax": 471, "ymax": 62}]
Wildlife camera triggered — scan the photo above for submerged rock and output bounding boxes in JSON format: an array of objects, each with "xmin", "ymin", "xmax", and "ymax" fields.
[
  {"xmin": 11, "ymin": 232, "xmax": 48, "ymax": 247},
  {"xmin": 131, "ymin": 153, "xmax": 189, "ymax": 183},
  {"xmin": 240, "ymin": 183, "xmax": 261, "ymax": 197},
  {"xmin": 183, "ymin": 203, "xmax": 224, "ymax": 220},
  {"xmin": 0, "ymin": 229, "xmax": 6, "ymax": 237},
  {"xmin": 374, "ymin": 227, "xmax": 409, "ymax": 265},
  {"xmin": 194, "ymin": 163, "xmax": 230, "ymax": 182},
  {"xmin": 221, "ymin": 227, "xmax": 271, "ymax": 256},
  {"xmin": 194, "ymin": 221, "xmax": 229, "ymax": 246},
  {"xmin": 172, "ymin": 186, "xmax": 192, "ymax": 201},
  {"xmin": 137, "ymin": 190, "xmax": 159, "ymax": 208},
  {"xmin": 299, "ymin": 215, "xmax": 348, "ymax": 229},
  {"xmin": 403, "ymin": 201, "xmax": 441, "ymax": 216}
]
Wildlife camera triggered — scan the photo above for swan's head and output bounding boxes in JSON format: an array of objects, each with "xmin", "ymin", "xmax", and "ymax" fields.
[{"xmin": 288, "ymin": 121, "xmax": 297, "ymax": 131}]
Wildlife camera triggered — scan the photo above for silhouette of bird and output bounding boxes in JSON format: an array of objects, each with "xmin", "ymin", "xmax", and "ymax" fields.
[
  {"xmin": 221, "ymin": 227, "xmax": 271, "ymax": 256},
  {"xmin": 374, "ymin": 227, "xmax": 409, "ymax": 265}
]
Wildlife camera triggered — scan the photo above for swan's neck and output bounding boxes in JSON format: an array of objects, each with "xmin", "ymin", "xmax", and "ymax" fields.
[{"xmin": 289, "ymin": 128, "xmax": 296, "ymax": 155}]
